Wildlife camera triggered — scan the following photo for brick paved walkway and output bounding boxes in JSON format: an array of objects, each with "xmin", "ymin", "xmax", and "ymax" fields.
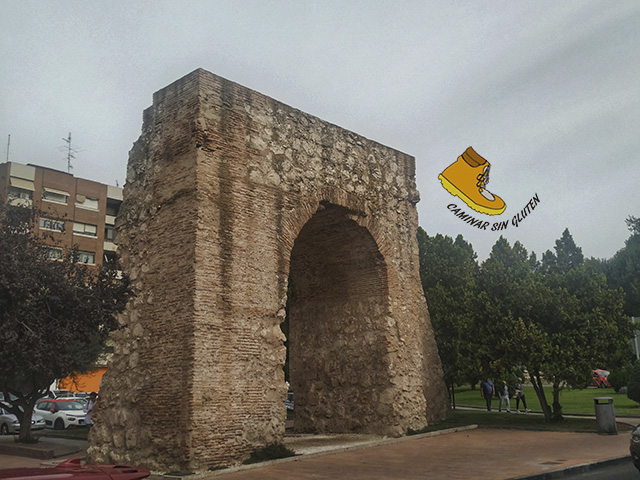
[
  {"xmin": 205, "ymin": 428, "xmax": 630, "ymax": 480},
  {"xmin": 1, "ymin": 424, "xmax": 634, "ymax": 479}
]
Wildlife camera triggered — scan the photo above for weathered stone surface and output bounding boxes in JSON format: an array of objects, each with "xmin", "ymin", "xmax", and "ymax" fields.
[{"xmin": 87, "ymin": 69, "xmax": 448, "ymax": 471}]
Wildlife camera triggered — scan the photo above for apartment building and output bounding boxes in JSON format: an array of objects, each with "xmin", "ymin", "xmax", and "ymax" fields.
[
  {"xmin": 0, "ymin": 161, "xmax": 123, "ymax": 268},
  {"xmin": 0, "ymin": 161, "xmax": 124, "ymax": 393}
]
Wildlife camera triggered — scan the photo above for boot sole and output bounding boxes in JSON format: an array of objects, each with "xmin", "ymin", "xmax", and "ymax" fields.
[{"xmin": 438, "ymin": 174, "xmax": 506, "ymax": 216}]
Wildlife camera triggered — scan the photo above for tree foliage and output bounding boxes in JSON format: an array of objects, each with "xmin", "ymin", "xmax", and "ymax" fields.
[
  {"xmin": 0, "ymin": 204, "xmax": 131, "ymax": 442},
  {"xmin": 627, "ymin": 362, "xmax": 640, "ymax": 404},
  {"xmin": 601, "ymin": 216, "xmax": 640, "ymax": 316},
  {"xmin": 419, "ymin": 217, "xmax": 634, "ymax": 422},
  {"xmin": 609, "ymin": 363, "xmax": 630, "ymax": 393},
  {"xmin": 417, "ymin": 228, "xmax": 479, "ymax": 398},
  {"xmin": 474, "ymin": 229, "xmax": 632, "ymax": 421}
]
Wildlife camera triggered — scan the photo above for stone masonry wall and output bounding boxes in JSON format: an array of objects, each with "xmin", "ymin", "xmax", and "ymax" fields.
[{"xmin": 87, "ymin": 69, "xmax": 448, "ymax": 471}]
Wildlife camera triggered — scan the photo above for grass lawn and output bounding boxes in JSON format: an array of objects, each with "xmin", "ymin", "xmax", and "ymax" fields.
[
  {"xmin": 413, "ymin": 408, "xmax": 632, "ymax": 435},
  {"xmin": 453, "ymin": 385, "xmax": 640, "ymax": 417}
]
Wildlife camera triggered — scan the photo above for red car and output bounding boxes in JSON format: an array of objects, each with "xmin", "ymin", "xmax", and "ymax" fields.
[
  {"xmin": 0, "ymin": 458, "xmax": 150, "ymax": 480},
  {"xmin": 592, "ymin": 369, "xmax": 611, "ymax": 388}
]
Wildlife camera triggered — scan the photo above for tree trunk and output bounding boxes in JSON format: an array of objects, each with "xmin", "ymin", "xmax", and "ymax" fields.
[
  {"xmin": 450, "ymin": 379, "xmax": 456, "ymax": 409},
  {"xmin": 530, "ymin": 371, "xmax": 553, "ymax": 422},
  {"xmin": 17, "ymin": 403, "xmax": 36, "ymax": 443},
  {"xmin": 551, "ymin": 381, "xmax": 563, "ymax": 422}
]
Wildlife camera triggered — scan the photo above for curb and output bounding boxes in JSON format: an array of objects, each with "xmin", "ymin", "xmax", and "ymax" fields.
[
  {"xmin": 510, "ymin": 455, "xmax": 632, "ymax": 479},
  {"xmin": 0, "ymin": 443, "xmax": 55, "ymax": 459},
  {"xmin": 0, "ymin": 437, "xmax": 87, "ymax": 460}
]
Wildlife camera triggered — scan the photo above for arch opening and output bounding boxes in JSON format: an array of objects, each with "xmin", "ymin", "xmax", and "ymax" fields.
[{"xmin": 288, "ymin": 204, "xmax": 393, "ymax": 433}]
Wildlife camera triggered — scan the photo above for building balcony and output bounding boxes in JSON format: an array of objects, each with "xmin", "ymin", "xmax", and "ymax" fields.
[{"xmin": 104, "ymin": 240, "xmax": 117, "ymax": 252}]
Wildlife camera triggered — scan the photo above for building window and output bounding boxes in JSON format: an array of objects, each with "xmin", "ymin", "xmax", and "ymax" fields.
[
  {"xmin": 39, "ymin": 217, "xmax": 65, "ymax": 233},
  {"xmin": 8, "ymin": 187, "xmax": 33, "ymax": 206},
  {"xmin": 9, "ymin": 176, "xmax": 35, "ymax": 191},
  {"xmin": 41, "ymin": 188, "xmax": 69, "ymax": 204},
  {"xmin": 106, "ymin": 198, "xmax": 121, "ymax": 217},
  {"xmin": 76, "ymin": 251, "xmax": 95, "ymax": 265},
  {"xmin": 103, "ymin": 251, "xmax": 117, "ymax": 265},
  {"xmin": 76, "ymin": 195, "xmax": 99, "ymax": 211},
  {"xmin": 46, "ymin": 248, "xmax": 63, "ymax": 260},
  {"xmin": 8, "ymin": 186, "xmax": 33, "ymax": 200},
  {"xmin": 73, "ymin": 222, "xmax": 97, "ymax": 237},
  {"xmin": 105, "ymin": 225, "xmax": 116, "ymax": 241}
]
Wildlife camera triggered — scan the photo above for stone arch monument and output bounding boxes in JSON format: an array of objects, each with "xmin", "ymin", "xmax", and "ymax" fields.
[{"xmin": 87, "ymin": 69, "xmax": 447, "ymax": 471}]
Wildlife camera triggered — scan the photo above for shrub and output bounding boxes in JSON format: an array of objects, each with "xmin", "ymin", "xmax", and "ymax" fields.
[
  {"xmin": 609, "ymin": 364, "xmax": 631, "ymax": 393},
  {"xmin": 243, "ymin": 444, "xmax": 296, "ymax": 464},
  {"xmin": 626, "ymin": 363, "xmax": 640, "ymax": 404}
]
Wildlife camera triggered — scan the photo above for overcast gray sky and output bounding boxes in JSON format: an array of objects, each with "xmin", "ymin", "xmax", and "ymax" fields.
[{"xmin": 2, "ymin": 0, "xmax": 638, "ymax": 261}]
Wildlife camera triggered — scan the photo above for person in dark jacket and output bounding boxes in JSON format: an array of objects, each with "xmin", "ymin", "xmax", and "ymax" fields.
[
  {"xmin": 480, "ymin": 377, "xmax": 495, "ymax": 411},
  {"xmin": 514, "ymin": 378, "xmax": 529, "ymax": 412}
]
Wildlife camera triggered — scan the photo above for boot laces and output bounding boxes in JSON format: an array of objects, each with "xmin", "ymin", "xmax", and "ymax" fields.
[
  {"xmin": 476, "ymin": 165, "xmax": 496, "ymax": 201},
  {"xmin": 476, "ymin": 165, "xmax": 490, "ymax": 191}
]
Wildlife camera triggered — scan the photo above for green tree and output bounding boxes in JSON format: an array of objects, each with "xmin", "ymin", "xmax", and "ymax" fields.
[
  {"xmin": 475, "ymin": 237, "xmax": 539, "ymax": 377},
  {"xmin": 603, "ymin": 216, "xmax": 640, "ymax": 316},
  {"xmin": 608, "ymin": 363, "xmax": 631, "ymax": 393},
  {"xmin": 417, "ymin": 228, "xmax": 479, "ymax": 404},
  {"xmin": 476, "ymin": 231, "xmax": 632, "ymax": 422},
  {"xmin": 0, "ymin": 204, "xmax": 131, "ymax": 442},
  {"xmin": 627, "ymin": 362, "xmax": 640, "ymax": 404}
]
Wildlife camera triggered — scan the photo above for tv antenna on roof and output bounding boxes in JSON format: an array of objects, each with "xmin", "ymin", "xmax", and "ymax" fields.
[{"xmin": 61, "ymin": 132, "xmax": 82, "ymax": 173}]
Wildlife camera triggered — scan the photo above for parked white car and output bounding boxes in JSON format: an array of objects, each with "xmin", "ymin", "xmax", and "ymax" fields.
[
  {"xmin": 34, "ymin": 399, "xmax": 87, "ymax": 429},
  {"xmin": 47, "ymin": 390, "xmax": 74, "ymax": 399},
  {"xmin": 0, "ymin": 406, "xmax": 46, "ymax": 435}
]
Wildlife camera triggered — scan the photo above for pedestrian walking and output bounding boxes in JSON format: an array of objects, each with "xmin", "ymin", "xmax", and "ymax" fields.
[
  {"xmin": 514, "ymin": 378, "xmax": 529, "ymax": 412},
  {"xmin": 498, "ymin": 380, "xmax": 511, "ymax": 412},
  {"xmin": 84, "ymin": 392, "xmax": 98, "ymax": 429},
  {"xmin": 480, "ymin": 377, "xmax": 495, "ymax": 411}
]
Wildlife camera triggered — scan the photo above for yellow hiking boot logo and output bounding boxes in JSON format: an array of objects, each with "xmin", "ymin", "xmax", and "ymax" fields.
[{"xmin": 438, "ymin": 146, "xmax": 506, "ymax": 216}]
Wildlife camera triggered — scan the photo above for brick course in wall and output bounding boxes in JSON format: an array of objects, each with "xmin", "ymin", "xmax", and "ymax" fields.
[{"xmin": 87, "ymin": 69, "xmax": 448, "ymax": 471}]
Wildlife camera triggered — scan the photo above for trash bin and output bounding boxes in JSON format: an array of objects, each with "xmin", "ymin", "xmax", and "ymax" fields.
[{"xmin": 594, "ymin": 397, "xmax": 617, "ymax": 435}]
